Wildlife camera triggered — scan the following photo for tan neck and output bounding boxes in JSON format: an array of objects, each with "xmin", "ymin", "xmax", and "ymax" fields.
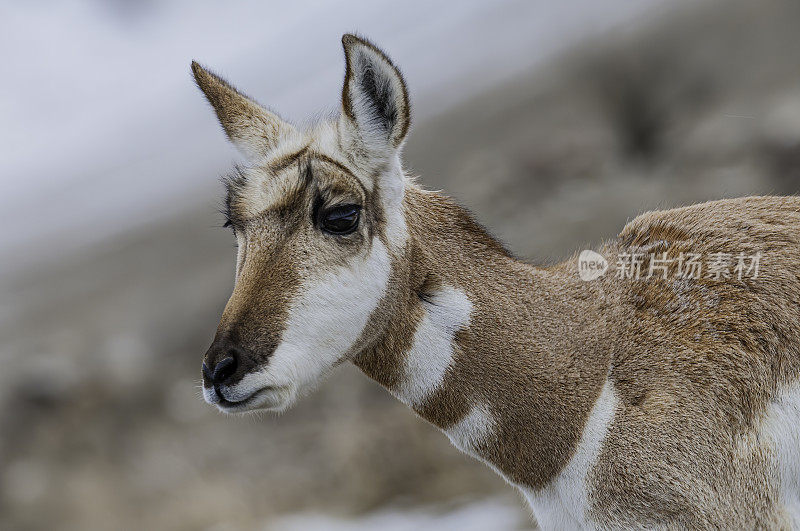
[{"xmin": 353, "ymin": 186, "xmax": 614, "ymax": 489}]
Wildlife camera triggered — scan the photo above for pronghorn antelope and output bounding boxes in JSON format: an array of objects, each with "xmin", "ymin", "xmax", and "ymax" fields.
[{"xmin": 194, "ymin": 34, "xmax": 800, "ymax": 528}]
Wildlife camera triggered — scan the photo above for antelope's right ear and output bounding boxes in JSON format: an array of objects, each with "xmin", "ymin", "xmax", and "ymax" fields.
[
  {"xmin": 340, "ymin": 34, "xmax": 411, "ymax": 156},
  {"xmin": 191, "ymin": 61, "xmax": 295, "ymax": 160}
]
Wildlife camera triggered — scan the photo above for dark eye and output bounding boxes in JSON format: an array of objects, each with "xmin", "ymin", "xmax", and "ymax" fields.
[{"xmin": 320, "ymin": 204, "xmax": 360, "ymax": 235}]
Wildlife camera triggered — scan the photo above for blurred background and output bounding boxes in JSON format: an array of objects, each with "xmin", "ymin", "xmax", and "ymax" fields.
[{"xmin": 2, "ymin": 0, "xmax": 800, "ymax": 529}]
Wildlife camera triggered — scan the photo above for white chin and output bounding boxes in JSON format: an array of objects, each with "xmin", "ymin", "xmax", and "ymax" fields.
[{"xmin": 209, "ymin": 385, "xmax": 296, "ymax": 414}]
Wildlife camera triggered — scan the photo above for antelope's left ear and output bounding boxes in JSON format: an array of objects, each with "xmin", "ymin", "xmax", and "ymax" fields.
[
  {"xmin": 192, "ymin": 61, "xmax": 296, "ymax": 160},
  {"xmin": 340, "ymin": 34, "xmax": 411, "ymax": 154}
]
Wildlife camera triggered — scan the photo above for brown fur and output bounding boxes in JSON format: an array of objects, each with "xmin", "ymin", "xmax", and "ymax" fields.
[
  {"xmin": 191, "ymin": 61, "xmax": 294, "ymax": 158},
  {"xmin": 354, "ymin": 193, "xmax": 800, "ymax": 527},
  {"xmin": 208, "ymin": 153, "xmax": 380, "ymax": 381},
  {"xmin": 590, "ymin": 197, "xmax": 800, "ymax": 528},
  {"xmin": 355, "ymin": 187, "xmax": 613, "ymax": 488},
  {"xmin": 194, "ymin": 35, "xmax": 800, "ymax": 528}
]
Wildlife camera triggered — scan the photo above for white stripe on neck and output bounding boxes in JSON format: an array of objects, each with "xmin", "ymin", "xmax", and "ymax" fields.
[
  {"xmin": 522, "ymin": 379, "xmax": 617, "ymax": 529},
  {"xmin": 395, "ymin": 285, "xmax": 472, "ymax": 407},
  {"xmin": 446, "ymin": 402, "xmax": 495, "ymax": 457}
]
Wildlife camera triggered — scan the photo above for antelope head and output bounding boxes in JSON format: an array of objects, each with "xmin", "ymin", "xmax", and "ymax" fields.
[{"xmin": 194, "ymin": 35, "xmax": 411, "ymax": 413}]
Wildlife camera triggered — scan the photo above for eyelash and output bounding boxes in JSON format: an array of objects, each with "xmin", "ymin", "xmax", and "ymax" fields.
[
  {"xmin": 318, "ymin": 203, "xmax": 361, "ymax": 235},
  {"xmin": 222, "ymin": 198, "xmax": 360, "ymax": 236}
]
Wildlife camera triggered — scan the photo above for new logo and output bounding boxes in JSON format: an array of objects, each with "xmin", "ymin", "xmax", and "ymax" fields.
[{"xmin": 578, "ymin": 250, "xmax": 608, "ymax": 281}]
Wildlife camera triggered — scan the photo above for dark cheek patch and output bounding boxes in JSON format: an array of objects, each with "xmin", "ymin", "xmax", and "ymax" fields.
[{"xmin": 364, "ymin": 172, "xmax": 389, "ymax": 249}]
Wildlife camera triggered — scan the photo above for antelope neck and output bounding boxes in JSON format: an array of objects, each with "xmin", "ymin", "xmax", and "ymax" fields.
[{"xmin": 353, "ymin": 187, "xmax": 615, "ymax": 489}]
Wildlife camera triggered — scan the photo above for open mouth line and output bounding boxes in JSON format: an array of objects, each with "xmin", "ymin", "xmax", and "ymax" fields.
[{"xmin": 213, "ymin": 385, "xmax": 284, "ymax": 410}]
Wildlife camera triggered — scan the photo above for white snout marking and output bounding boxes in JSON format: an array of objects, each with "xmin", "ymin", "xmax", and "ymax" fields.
[{"xmin": 222, "ymin": 238, "xmax": 391, "ymax": 410}]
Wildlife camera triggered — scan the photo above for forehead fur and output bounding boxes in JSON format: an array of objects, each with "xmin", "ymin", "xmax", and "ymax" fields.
[{"xmin": 223, "ymin": 121, "xmax": 368, "ymax": 226}]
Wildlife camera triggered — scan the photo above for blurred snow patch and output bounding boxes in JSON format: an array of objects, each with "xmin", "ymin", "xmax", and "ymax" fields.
[{"xmin": 266, "ymin": 498, "xmax": 531, "ymax": 531}]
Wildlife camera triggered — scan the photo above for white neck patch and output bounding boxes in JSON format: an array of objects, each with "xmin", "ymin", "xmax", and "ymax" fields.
[{"xmin": 395, "ymin": 285, "xmax": 473, "ymax": 407}]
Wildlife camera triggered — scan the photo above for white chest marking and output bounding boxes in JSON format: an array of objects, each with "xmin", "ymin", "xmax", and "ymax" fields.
[
  {"xmin": 522, "ymin": 380, "xmax": 617, "ymax": 530},
  {"xmin": 395, "ymin": 286, "xmax": 472, "ymax": 407},
  {"xmin": 762, "ymin": 383, "xmax": 800, "ymax": 527}
]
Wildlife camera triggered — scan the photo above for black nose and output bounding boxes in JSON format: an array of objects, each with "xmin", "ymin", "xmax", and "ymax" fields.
[
  {"xmin": 203, "ymin": 336, "xmax": 266, "ymax": 388},
  {"xmin": 202, "ymin": 355, "xmax": 238, "ymax": 386},
  {"xmin": 203, "ymin": 356, "xmax": 237, "ymax": 384}
]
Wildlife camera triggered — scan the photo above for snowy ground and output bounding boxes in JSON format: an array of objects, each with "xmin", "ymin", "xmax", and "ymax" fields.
[{"xmin": 268, "ymin": 498, "xmax": 531, "ymax": 531}]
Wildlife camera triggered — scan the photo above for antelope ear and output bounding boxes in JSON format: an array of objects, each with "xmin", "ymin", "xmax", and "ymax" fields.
[
  {"xmin": 340, "ymin": 34, "xmax": 411, "ymax": 153},
  {"xmin": 191, "ymin": 61, "xmax": 295, "ymax": 160}
]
